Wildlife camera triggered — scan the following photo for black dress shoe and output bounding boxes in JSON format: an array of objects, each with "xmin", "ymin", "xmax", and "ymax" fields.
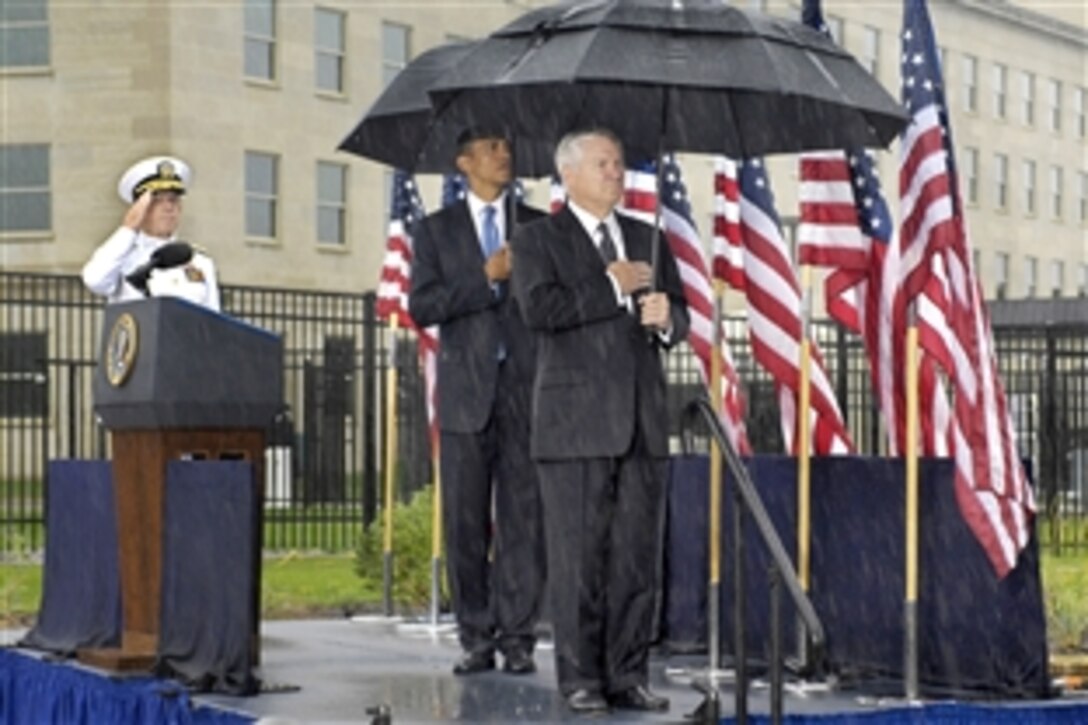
[
  {"xmin": 565, "ymin": 688, "xmax": 609, "ymax": 714},
  {"xmin": 609, "ymin": 685, "xmax": 670, "ymax": 712},
  {"xmin": 502, "ymin": 649, "xmax": 536, "ymax": 675},
  {"xmin": 452, "ymin": 650, "xmax": 495, "ymax": 675}
]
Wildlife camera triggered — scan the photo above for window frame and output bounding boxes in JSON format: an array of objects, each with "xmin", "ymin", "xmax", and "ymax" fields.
[
  {"xmin": 381, "ymin": 21, "xmax": 410, "ymax": 89},
  {"xmin": 0, "ymin": 0, "xmax": 50, "ymax": 69},
  {"xmin": 314, "ymin": 6, "xmax": 346, "ymax": 95},
  {"xmin": 245, "ymin": 150, "xmax": 280, "ymax": 241},
  {"xmin": 316, "ymin": 160, "xmax": 348, "ymax": 246},
  {"xmin": 962, "ymin": 55, "xmax": 978, "ymax": 113},
  {"xmin": 992, "ymin": 62, "xmax": 1006, "ymax": 120},
  {"xmin": 0, "ymin": 143, "xmax": 51, "ymax": 235},
  {"xmin": 244, "ymin": 0, "xmax": 277, "ymax": 82}
]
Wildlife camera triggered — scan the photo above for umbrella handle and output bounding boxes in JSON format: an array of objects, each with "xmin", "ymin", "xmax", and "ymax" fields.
[{"xmin": 649, "ymin": 151, "xmax": 665, "ymax": 293}]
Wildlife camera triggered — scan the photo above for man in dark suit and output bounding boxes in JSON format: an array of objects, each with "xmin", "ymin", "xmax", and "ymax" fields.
[
  {"xmin": 510, "ymin": 129, "xmax": 689, "ymax": 714},
  {"xmin": 408, "ymin": 129, "xmax": 546, "ymax": 677}
]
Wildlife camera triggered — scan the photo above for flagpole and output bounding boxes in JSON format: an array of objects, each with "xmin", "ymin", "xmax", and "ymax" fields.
[
  {"xmin": 708, "ymin": 280, "xmax": 725, "ymax": 679},
  {"xmin": 904, "ymin": 322, "xmax": 921, "ymax": 700},
  {"xmin": 797, "ymin": 265, "xmax": 814, "ymax": 668},
  {"xmin": 382, "ymin": 313, "xmax": 400, "ymax": 617},
  {"xmin": 429, "ymin": 441, "xmax": 443, "ymax": 627}
]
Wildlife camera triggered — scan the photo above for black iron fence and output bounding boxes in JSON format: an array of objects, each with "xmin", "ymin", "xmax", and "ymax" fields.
[{"xmin": 1, "ymin": 272, "xmax": 1084, "ymax": 554}]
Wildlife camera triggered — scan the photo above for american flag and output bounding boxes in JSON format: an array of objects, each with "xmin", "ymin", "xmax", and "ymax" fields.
[
  {"xmin": 901, "ymin": 0, "xmax": 1033, "ymax": 576},
  {"xmin": 377, "ymin": 170, "xmax": 425, "ymax": 323},
  {"xmin": 713, "ymin": 158, "xmax": 853, "ymax": 455},
  {"xmin": 378, "ymin": 169, "xmax": 439, "ymax": 449},
  {"xmin": 796, "ymin": 0, "xmax": 949, "ymax": 458},
  {"xmin": 622, "ymin": 157, "xmax": 751, "ymax": 454},
  {"xmin": 549, "ymin": 174, "xmax": 566, "ymax": 214}
]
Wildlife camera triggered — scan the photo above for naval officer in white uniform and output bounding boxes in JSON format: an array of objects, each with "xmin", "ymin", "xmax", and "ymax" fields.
[{"xmin": 82, "ymin": 155, "xmax": 221, "ymax": 311}]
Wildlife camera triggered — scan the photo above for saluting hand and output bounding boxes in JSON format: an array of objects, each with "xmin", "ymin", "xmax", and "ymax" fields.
[
  {"xmin": 639, "ymin": 291, "xmax": 670, "ymax": 331},
  {"xmin": 122, "ymin": 191, "xmax": 154, "ymax": 231},
  {"xmin": 484, "ymin": 244, "xmax": 512, "ymax": 282}
]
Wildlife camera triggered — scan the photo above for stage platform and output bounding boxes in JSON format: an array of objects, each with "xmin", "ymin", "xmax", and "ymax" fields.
[{"xmin": 5, "ymin": 619, "xmax": 1088, "ymax": 723}]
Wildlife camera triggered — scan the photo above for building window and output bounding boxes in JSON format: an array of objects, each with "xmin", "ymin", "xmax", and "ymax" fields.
[
  {"xmin": 1075, "ymin": 87, "xmax": 1086, "ymax": 140},
  {"xmin": 992, "ymin": 63, "xmax": 1006, "ymax": 120},
  {"xmin": 315, "ymin": 7, "xmax": 345, "ymax": 93},
  {"xmin": 962, "ymin": 55, "xmax": 978, "ymax": 113},
  {"xmin": 1022, "ymin": 159, "xmax": 1036, "ymax": 216},
  {"xmin": 381, "ymin": 21, "xmax": 410, "ymax": 88},
  {"xmin": 0, "ymin": 0, "xmax": 49, "ymax": 68},
  {"xmin": 1078, "ymin": 171, "xmax": 1087, "ymax": 225},
  {"xmin": 861, "ymin": 26, "xmax": 879, "ymax": 78},
  {"xmin": 826, "ymin": 15, "xmax": 844, "ymax": 46},
  {"xmin": 1024, "ymin": 256, "xmax": 1037, "ymax": 298},
  {"xmin": 1079, "ymin": 264, "xmax": 1088, "ymax": 297},
  {"xmin": 1050, "ymin": 260, "xmax": 1064, "ymax": 298},
  {"xmin": 962, "ymin": 146, "xmax": 979, "ymax": 204},
  {"xmin": 993, "ymin": 153, "xmax": 1008, "ymax": 210},
  {"xmin": 972, "ymin": 249, "xmax": 981, "ymax": 278},
  {"xmin": 245, "ymin": 151, "xmax": 278, "ymax": 239},
  {"xmin": 0, "ymin": 144, "xmax": 50, "ymax": 233},
  {"xmin": 244, "ymin": 0, "xmax": 276, "ymax": 81},
  {"xmin": 0, "ymin": 333, "xmax": 47, "ymax": 418},
  {"xmin": 1050, "ymin": 165, "xmax": 1064, "ymax": 220},
  {"xmin": 317, "ymin": 161, "xmax": 346, "ymax": 245},
  {"xmin": 1048, "ymin": 78, "xmax": 1062, "ymax": 133},
  {"xmin": 995, "ymin": 252, "xmax": 1009, "ymax": 300},
  {"xmin": 1021, "ymin": 71, "xmax": 1035, "ymax": 126}
]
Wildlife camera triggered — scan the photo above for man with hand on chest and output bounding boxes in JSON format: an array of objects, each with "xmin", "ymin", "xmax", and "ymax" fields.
[{"xmin": 408, "ymin": 128, "xmax": 547, "ymax": 678}]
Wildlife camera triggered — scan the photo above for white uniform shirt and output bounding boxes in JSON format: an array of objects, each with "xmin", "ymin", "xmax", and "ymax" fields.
[{"xmin": 81, "ymin": 226, "xmax": 221, "ymax": 311}]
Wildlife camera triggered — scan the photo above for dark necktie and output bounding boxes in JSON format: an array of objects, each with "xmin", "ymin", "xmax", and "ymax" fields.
[{"xmin": 597, "ymin": 222, "xmax": 617, "ymax": 264}]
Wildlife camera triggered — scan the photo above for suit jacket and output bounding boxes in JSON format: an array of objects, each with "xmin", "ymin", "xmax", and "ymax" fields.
[
  {"xmin": 409, "ymin": 199, "xmax": 546, "ymax": 434},
  {"xmin": 510, "ymin": 205, "xmax": 690, "ymax": 460}
]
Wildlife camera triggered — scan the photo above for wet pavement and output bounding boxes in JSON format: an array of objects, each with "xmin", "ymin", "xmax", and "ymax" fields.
[{"xmin": 194, "ymin": 618, "xmax": 884, "ymax": 724}]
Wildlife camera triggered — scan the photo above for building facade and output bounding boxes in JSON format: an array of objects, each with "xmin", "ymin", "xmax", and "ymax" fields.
[{"xmin": 1, "ymin": 0, "xmax": 1085, "ymax": 300}]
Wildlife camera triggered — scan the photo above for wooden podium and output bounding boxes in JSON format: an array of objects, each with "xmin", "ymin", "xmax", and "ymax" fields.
[{"xmin": 79, "ymin": 298, "xmax": 283, "ymax": 671}]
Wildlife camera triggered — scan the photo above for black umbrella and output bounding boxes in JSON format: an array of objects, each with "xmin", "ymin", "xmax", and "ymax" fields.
[
  {"xmin": 428, "ymin": 0, "xmax": 908, "ymax": 162},
  {"xmin": 338, "ymin": 40, "xmax": 555, "ymax": 176}
]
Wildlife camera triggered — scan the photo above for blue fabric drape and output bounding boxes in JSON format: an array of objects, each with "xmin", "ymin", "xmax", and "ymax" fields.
[
  {"xmin": 155, "ymin": 460, "xmax": 259, "ymax": 695},
  {"xmin": 664, "ymin": 455, "xmax": 1050, "ymax": 699},
  {"xmin": 20, "ymin": 460, "xmax": 122, "ymax": 654}
]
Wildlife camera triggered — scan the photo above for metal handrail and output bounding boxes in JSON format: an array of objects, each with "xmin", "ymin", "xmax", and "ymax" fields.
[{"xmin": 681, "ymin": 396, "xmax": 827, "ymax": 722}]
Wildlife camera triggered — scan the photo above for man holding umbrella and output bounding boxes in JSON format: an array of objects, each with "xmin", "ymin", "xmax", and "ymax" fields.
[
  {"xmin": 408, "ymin": 128, "xmax": 547, "ymax": 677},
  {"xmin": 511, "ymin": 129, "xmax": 689, "ymax": 714}
]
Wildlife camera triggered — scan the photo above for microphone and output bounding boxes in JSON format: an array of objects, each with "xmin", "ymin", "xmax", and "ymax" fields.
[{"xmin": 125, "ymin": 241, "xmax": 194, "ymax": 295}]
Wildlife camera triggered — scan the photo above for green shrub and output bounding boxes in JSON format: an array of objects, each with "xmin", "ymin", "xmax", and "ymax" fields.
[{"xmin": 353, "ymin": 484, "xmax": 448, "ymax": 611}]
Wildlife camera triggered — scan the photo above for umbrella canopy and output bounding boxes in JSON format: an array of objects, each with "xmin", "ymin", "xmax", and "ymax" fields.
[
  {"xmin": 338, "ymin": 40, "xmax": 556, "ymax": 176},
  {"xmin": 429, "ymin": 0, "xmax": 908, "ymax": 161}
]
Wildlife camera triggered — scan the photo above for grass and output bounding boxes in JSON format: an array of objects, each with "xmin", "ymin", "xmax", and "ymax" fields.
[
  {"xmin": 3, "ymin": 550, "xmax": 1086, "ymax": 652},
  {"xmin": 1041, "ymin": 550, "xmax": 1088, "ymax": 652}
]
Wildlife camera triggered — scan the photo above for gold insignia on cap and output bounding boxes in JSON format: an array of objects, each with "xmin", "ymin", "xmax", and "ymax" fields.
[{"xmin": 158, "ymin": 160, "xmax": 178, "ymax": 180}]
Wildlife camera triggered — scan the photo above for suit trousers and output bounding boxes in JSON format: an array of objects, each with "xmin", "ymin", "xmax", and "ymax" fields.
[
  {"xmin": 440, "ymin": 361, "xmax": 544, "ymax": 658},
  {"xmin": 536, "ymin": 431, "xmax": 668, "ymax": 696}
]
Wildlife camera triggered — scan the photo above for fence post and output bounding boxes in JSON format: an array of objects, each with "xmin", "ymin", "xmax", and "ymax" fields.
[{"xmin": 362, "ymin": 292, "xmax": 378, "ymax": 530}]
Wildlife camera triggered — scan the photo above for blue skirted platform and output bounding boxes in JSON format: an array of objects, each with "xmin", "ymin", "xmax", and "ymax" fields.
[{"xmin": 0, "ymin": 649, "xmax": 249, "ymax": 724}]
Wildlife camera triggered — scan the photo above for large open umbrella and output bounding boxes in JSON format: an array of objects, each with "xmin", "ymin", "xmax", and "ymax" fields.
[
  {"xmin": 338, "ymin": 40, "xmax": 554, "ymax": 176},
  {"xmin": 428, "ymin": 0, "xmax": 907, "ymax": 162}
]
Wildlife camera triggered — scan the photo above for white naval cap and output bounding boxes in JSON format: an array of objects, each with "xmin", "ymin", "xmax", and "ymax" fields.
[{"xmin": 117, "ymin": 155, "xmax": 191, "ymax": 203}]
